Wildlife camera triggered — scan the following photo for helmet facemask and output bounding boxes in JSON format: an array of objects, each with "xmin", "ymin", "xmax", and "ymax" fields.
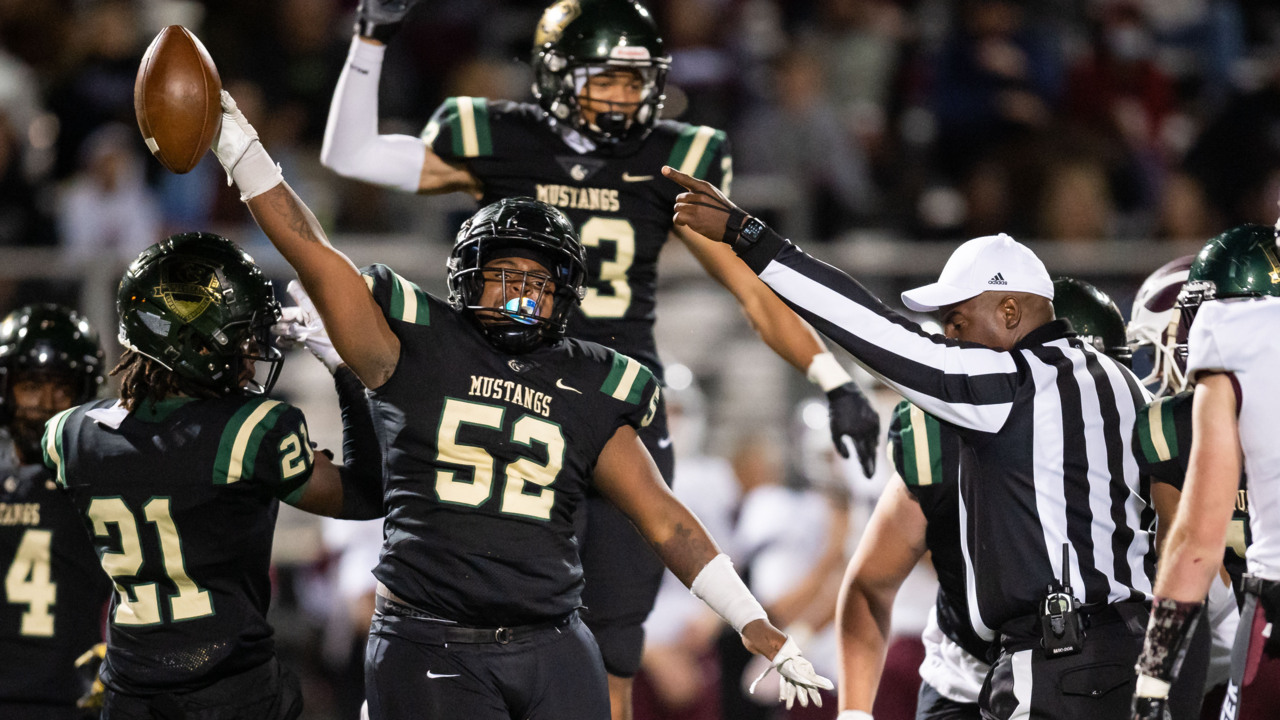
[
  {"xmin": 538, "ymin": 58, "xmax": 669, "ymax": 146},
  {"xmin": 1126, "ymin": 256, "xmax": 1193, "ymax": 397}
]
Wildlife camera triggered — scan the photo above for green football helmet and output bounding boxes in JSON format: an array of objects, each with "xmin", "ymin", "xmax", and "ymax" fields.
[
  {"xmin": 1052, "ymin": 277, "xmax": 1131, "ymax": 365},
  {"xmin": 117, "ymin": 232, "xmax": 283, "ymax": 395},
  {"xmin": 447, "ymin": 197, "xmax": 587, "ymax": 354},
  {"xmin": 0, "ymin": 304, "xmax": 105, "ymax": 423},
  {"xmin": 532, "ymin": 0, "xmax": 670, "ymax": 147}
]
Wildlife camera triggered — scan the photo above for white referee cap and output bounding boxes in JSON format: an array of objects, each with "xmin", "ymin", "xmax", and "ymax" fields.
[{"xmin": 901, "ymin": 233, "xmax": 1054, "ymax": 313}]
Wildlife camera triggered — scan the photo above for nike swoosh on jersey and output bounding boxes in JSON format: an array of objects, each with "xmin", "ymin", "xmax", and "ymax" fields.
[
  {"xmin": 657, "ymin": 436, "xmax": 673, "ymax": 448},
  {"xmin": 426, "ymin": 671, "xmax": 461, "ymax": 679},
  {"xmin": 621, "ymin": 172, "xmax": 654, "ymax": 182},
  {"xmin": 556, "ymin": 378, "xmax": 583, "ymax": 394}
]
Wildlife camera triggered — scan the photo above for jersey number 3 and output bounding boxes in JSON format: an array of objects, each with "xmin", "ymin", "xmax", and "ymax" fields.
[
  {"xmin": 580, "ymin": 217, "xmax": 636, "ymax": 319},
  {"xmin": 87, "ymin": 497, "xmax": 213, "ymax": 626},
  {"xmin": 434, "ymin": 398, "xmax": 565, "ymax": 520}
]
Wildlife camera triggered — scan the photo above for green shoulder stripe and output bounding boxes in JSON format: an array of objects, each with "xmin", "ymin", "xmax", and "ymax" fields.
[
  {"xmin": 896, "ymin": 402, "xmax": 942, "ymax": 486},
  {"xmin": 1136, "ymin": 397, "xmax": 1179, "ymax": 464},
  {"xmin": 42, "ymin": 407, "xmax": 76, "ymax": 488},
  {"xmin": 427, "ymin": 97, "xmax": 493, "ymax": 158},
  {"xmin": 213, "ymin": 399, "xmax": 290, "ymax": 485},
  {"xmin": 600, "ymin": 352, "xmax": 653, "ymax": 404},
  {"xmin": 667, "ymin": 125, "xmax": 726, "ymax": 180},
  {"xmin": 386, "ymin": 270, "xmax": 431, "ymax": 326}
]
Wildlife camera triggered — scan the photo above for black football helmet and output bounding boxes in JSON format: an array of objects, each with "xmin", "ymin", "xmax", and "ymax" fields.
[
  {"xmin": 447, "ymin": 197, "xmax": 587, "ymax": 354},
  {"xmin": 532, "ymin": 0, "xmax": 670, "ymax": 147},
  {"xmin": 117, "ymin": 232, "xmax": 283, "ymax": 395},
  {"xmin": 1052, "ymin": 278, "xmax": 1130, "ymax": 366},
  {"xmin": 0, "ymin": 304, "xmax": 105, "ymax": 424}
]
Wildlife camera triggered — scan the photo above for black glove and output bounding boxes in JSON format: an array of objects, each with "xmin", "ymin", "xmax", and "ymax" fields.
[
  {"xmin": 1130, "ymin": 695, "xmax": 1170, "ymax": 720},
  {"xmin": 356, "ymin": 0, "xmax": 421, "ymax": 42},
  {"xmin": 826, "ymin": 382, "xmax": 879, "ymax": 478},
  {"xmin": 75, "ymin": 642, "xmax": 106, "ymax": 714}
]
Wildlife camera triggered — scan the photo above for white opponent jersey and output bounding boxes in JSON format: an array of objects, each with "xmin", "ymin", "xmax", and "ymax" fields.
[{"xmin": 1187, "ymin": 297, "xmax": 1280, "ymax": 579}]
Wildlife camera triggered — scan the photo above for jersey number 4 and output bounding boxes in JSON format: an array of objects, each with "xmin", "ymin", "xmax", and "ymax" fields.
[
  {"xmin": 435, "ymin": 398, "xmax": 565, "ymax": 521},
  {"xmin": 87, "ymin": 497, "xmax": 213, "ymax": 626},
  {"xmin": 5, "ymin": 528, "xmax": 55, "ymax": 636}
]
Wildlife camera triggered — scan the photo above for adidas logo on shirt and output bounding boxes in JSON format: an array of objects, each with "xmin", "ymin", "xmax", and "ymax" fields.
[{"xmin": 988, "ymin": 273, "xmax": 1008, "ymax": 286}]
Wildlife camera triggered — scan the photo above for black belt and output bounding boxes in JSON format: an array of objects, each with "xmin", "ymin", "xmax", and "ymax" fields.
[
  {"xmin": 1242, "ymin": 574, "xmax": 1279, "ymax": 598},
  {"xmin": 998, "ymin": 600, "xmax": 1149, "ymax": 651},
  {"xmin": 373, "ymin": 589, "xmax": 576, "ymax": 645}
]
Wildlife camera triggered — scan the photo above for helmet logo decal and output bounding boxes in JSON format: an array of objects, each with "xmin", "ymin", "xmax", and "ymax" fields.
[
  {"xmin": 1265, "ymin": 243, "xmax": 1280, "ymax": 284},
  {"xmin": 535, "ymin": 0, "xmax": 581, "ymax": 46},
  {"xmin": 154, "ymin": 269, "xmax": 221, "ymax": 323},
  {"xmin": 611, "ymin": 46, "xmax": 651, "ymax": 61}
]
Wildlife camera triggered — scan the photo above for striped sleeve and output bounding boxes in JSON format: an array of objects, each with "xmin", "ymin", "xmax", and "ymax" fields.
[
  {"xmin": 1133, "ymin": 392, "xmax": 1192, "ymax": 487},
  {"xmin": 751, "ymin": 240, "xmax": 1018, "ymax": 434},
  {"xmin": 41, "ymin": 407, "xmax": 77, "ymax": 487},
  {"xmin": 213, "ymin": 399, "xmax": 315, "ymax": 500},
  {"xmin": 667, "ymin": 125, "xmax": 731, "ymax": 194},
  {"xmin": 361, "ymin": 263, "xmax": 432, "ymax": 326},
  {"xmin": 888, "ymin": 401, "xmax": 944, "ymax": 487},
  {"xmin": 422, "ymin": 97, "xmax": 494, "ymax": 160},
  {"xmin": 600, "ymin": 351, "xmax": 661, "ymax": 429}
]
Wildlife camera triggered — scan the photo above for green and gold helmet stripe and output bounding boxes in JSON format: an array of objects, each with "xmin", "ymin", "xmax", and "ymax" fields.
[
  {"xmin": 42, "ymin": 407, "xmax": 76, "ymax": 488},
  {"xmin": 667, "ymin": 125, "xmax": 726, "ymax": 182},
  {"xmin": 387, "ymin": 270, "xmax": 431, "ymax": 325},
  {"xmin": 1137, "ymin": 397, "xmax": 1179, "ymax": 464},
  {"xmin": 896, "ymin": 402, "xmax": 942, "ymax": 486},
  {"xmin": 214, "ymin": 399, "xmax": 289, "ymax": 485},
  {"xmin": 601, "ymin": 352, "xmax": 653, "ymax": 404}
]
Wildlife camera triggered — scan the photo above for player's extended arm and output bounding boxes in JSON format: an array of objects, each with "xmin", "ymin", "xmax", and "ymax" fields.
[
  {"xmin": 836, "ymin": 476, "xmax": 928, "ymax": 715},
  {"xmin": 594, "ymin": 424, "xmax": 834, "ymax": 709},
  {"xmin": 676, "ymin": 226, "xmax": 880, "ymax": 474},
  {"xmin": 662, "ymin": 165, "xmax": 1017, "ymax": 435},
  {"xmin": 321, "ymin": 35, "xmax": 480, "ymax": 196},
  {"xmin": 1132, "ymin": 373, "xmax": 1240, "ymax": 718},
  {"xmin": 211, "ymin": 91, "xmax": 400, "ymax": 388}
]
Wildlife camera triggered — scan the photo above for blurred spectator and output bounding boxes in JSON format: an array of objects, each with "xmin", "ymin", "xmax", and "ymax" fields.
[
  {"xmin": 0, "ymin": 111, "xmax": 55, "ymax": 247},
  {"xmin": 56, "ymin": 123, "xmax": 160, "ymax": 262},
  {"xmin": 735, "ymin": 47, "xmax": 879, "ymax": 239},
  {"xmin": 661, "ymin": 0, "xmax": 741, "ymax": 130},
  {"xmin": 1037, "ymin": 156, "xmax": 1115, "ymax": 241}
]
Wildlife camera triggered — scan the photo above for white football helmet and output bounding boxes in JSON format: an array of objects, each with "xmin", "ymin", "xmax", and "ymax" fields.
[{"xmin": 1127, "ymin": 256, "xmax": 1193, "ymax": 397}]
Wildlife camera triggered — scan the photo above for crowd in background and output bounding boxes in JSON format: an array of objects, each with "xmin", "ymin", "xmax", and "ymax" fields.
[{"xmin": 2, "ymin": 1, "xmax": 1279, "ymax": 718}]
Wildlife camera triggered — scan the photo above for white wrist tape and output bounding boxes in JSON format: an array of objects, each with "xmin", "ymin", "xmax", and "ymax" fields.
[
  {"xmin": 807, "ymin": 352, "xmax": 853, "ymax": 392},
  {"xmin": 211, "ymin": 91, "xmax": 283, "ymax": 201},
  {"xmin": 319, "ymin": 37, "xmax": 426, "ymax": 193},
  {"xmin": 1134, "ymin": 674, "xmax": 1171, "ymax": 699},
  {"xmin": 689, "ymin": 553, "xmax": 767, "ymax": 633},
  {"xmin": 230, "ymin": 141, "xmax": 283, "ymax": 202},
  {"xmin": 837, "ymin": 711, "xmax": 875, "ymax": 720}
]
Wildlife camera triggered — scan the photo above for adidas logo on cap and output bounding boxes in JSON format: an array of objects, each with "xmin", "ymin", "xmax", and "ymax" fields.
[{"xmin": 988, "ymin": 273, "xmax": 1008, "ymax": 286}]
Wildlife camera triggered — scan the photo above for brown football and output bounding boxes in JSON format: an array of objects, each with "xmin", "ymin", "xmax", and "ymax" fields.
[{"xmin": 134, "ymin": 25, "xmax": 222, "ymax": 174}]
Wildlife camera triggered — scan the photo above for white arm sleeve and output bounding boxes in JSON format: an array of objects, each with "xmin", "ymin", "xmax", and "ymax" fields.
[{"xmin": 321, "ymin": 37, "xmax": 427, "ymax": 193}]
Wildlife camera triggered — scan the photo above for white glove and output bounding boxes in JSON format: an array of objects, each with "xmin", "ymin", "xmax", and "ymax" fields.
[
  {"xmin": 748, "ymin": 636, "xmax": 834, "ymax": 709},
  {"xmin": 272, "ymin": 280, "xmax": 342, "ymax": 374},
  {"xmin": 211, "ymin": 90, "xmax": 282, "ymax": 200}
]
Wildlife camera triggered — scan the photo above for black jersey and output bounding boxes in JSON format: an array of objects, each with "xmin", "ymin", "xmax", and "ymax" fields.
[
  {"xmin": 0, "ymin": 437, "xmax": 110, "ymax": 710},
  {"xmin": 41, "ymin": 395, "xmax": 317, "ymax": 696},
  {"xmin": 424, "ymin": 97, "xmax": 732, "ymax": 378},
  {"xmin": 1134, "ymin": 390, "xmax": 1250, "ymax": 595},
  {"xmin": 887, "ymin": 401, "xmax": 995, "ymax": 663},
  {"xmin": 362, "ymin": 264, "xmax": 661, "ymax": 627}
]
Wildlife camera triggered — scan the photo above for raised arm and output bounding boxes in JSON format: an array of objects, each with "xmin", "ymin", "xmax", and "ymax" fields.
[
  {"xmin": 663, "ymin": 165, "xmax": 1018, "ymax": 435},
  {"xmin": 212, "ymin": 92, "xmax": 400, "ymax": 388},
  {"xmin": 676, "ymin": 226, "xmax": 879, "ymax": 474},
  {"xmin": 322, "ymin": 19, "xmax": 479, "ymax": 196},
  {"xmin": 593, "ymin": 424, "xmax": 833, "ymax": 708}
]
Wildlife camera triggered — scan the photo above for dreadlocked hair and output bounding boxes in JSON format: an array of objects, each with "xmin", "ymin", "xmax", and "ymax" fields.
[{"xmin": 111, "ymin": 350, "xmax": 221, "ymax": 412}]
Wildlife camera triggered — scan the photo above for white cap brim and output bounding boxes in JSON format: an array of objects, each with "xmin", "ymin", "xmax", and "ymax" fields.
[{"xmin": 900, "ymin": 283, "xmax": 981, "ymax": 313}]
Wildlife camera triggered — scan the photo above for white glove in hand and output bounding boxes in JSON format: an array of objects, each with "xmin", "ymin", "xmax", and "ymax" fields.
[
  {"xmin": 211, "ymin": 91, "xmax": 282, "ymax": 200},
  {"xmin": 749, "ymin": 637, "xmax": 834, "ymax": 710},
  {"xmin": 272, "ymin": 280, "xmax": 342, "ymax": 374}
]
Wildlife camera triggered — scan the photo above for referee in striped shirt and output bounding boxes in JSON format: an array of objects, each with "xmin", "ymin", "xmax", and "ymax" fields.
[{"xmin": 662, "ymin": 166, "xmax": 1162, "ymax": 720}]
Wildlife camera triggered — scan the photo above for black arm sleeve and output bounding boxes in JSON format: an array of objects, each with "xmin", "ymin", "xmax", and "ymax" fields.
[{"xmin": 334, "ymin": 365, "xmax": 385, "ymax": 520}]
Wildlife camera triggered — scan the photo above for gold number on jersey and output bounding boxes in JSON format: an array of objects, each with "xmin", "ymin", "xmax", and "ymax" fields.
[
  {"xmin": 87, "ymin": 497, "xmax": 213, "ymax": 626},
  {"xmin": 4, "ymin": 529, "xmax": 56, "ymax": 636},
  {"xmin": 579, "ymin": 217, "xmax": 636, "ymax": 319},
  {"xmin": 1226, "ymin": 517, "xmax": 1247, "ymax": 561},
  {"xmin": 435, "ymin": 398, "xmax": 563, "ymax": 520},
  {"xmin": 279, "ymin": 424, "xmax": 316, "ymax": 480}
]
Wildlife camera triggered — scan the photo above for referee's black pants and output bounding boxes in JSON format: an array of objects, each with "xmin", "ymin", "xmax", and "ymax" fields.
[{"xmin": 979, "ymin": 601, "xmax": 1203, "ymax": 720}]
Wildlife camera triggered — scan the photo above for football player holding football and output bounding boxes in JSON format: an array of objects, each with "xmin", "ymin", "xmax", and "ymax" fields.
[
  {"xmin": 212, "ymin": 88, "xmax": 831, "ymax": 719},
  {"xmin": 322, "ymin": 3, "xmax": 878, "ymax": 711},
  {"xmin": 0, "ymin": 304, "xmax": 111, "ymax": 719},
  {"xmin": 41, "ymin": 233, "xmax": 384, "ymax": 719}
]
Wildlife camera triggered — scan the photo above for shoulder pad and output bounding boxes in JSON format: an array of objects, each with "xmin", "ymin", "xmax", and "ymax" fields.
[
  {"xmin": 361, "ymin": 264, "xmax": 432, "ymax": 326},
  {"xmin": 212, "ymin": 398, "xmax": 295, "ymax": 485},
  {"xmin": 891, "ymin": 401, "xmax": 944, "ymax": 487},
  {"xmin": 1134, "ymin": 392, "xmax": 1189, "ymax": 466},
  {"xmin": 665, "ymin": 124, "xmax": 729, "ymax": 181},
  {"xmin": 422, "ymin": 97, "xmax": 494, "ymax": 159},
  {"xmin": 599, "ymin": 351, "xmax": 656, "ymax": 406}
]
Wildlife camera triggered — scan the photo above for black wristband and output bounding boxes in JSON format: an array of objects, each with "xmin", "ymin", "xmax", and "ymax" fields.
[{"xmin": 1134, "ymin": 596, "xmax": 1204, "ymax": 683}]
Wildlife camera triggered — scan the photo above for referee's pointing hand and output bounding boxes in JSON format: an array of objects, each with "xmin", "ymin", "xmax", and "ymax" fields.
[{"xmin": 664, "ymin": 165, "xmax": 748, "ymax": 244}]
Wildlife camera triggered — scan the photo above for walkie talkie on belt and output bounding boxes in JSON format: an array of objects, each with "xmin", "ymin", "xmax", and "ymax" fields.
[{"xmin": 1040, "ymin": 543, "xmax": 1083, "ymax": 657}]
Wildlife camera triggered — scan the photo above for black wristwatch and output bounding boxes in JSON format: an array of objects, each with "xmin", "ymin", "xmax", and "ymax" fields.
[{"xmin": 734, "ymin": 216, "xmax": 768, "ymax": 252}]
